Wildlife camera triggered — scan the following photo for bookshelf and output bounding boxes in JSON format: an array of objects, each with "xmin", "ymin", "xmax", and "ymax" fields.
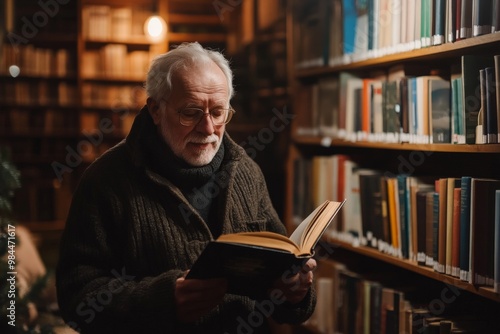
[
  {"xmin": 225, "ymin": 0, "xmax": 290, "ymax": 218},
  {"xmin": 286, "ymin": 0, "xmax": 500, "ymax": 332},
  {"xmin": 0, "ymin": 0, "xmax": 228, "ymax": 237},
  {"xmin": 0, "ymin": 0, "xmax": 79, "ymax": 227}
]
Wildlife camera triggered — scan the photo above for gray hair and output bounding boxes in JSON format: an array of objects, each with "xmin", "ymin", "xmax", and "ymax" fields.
[{"xmin": 145, "ymin": 42, "xmax": 234, "ymax": 106}]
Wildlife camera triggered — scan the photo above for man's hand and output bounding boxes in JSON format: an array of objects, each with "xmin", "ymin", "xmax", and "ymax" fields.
[
  {"xmin": 175, "ymin": 272, "xmax": 228, "ymax": 323},
  {"xmin": 272, "ymin": 258, "xmax": 317, "ymax": 304}
]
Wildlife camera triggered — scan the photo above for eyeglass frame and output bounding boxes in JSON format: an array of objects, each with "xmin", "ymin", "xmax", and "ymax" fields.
[{"xmin": 176, "ymin": 106, "xmax": 235, "ymax": 127}]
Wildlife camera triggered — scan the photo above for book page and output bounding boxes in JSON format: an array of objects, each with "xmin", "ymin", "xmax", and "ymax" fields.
[
  {"xmin": 290, "ymin": 200, "xmax": 346, "ymax": 254},
  {"xmin": 217, "ymin": 231, "xmax": 301, "ymax": 255}
]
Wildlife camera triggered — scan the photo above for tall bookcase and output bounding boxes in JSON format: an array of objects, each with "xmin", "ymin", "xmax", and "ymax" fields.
[
  {"xmin": 0, "ymin": 0, "xmax": 228, "ymax": 268},
  {"xmin": 285, "ymin": 0, "xmax": 500, "ymax": 333}
]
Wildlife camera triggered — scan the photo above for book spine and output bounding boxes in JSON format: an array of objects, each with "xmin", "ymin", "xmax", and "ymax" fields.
[
  {"xmin": 459, "ymin": 176, "xmax": 472, "ymax": 281},
  {"xmin": 451, "ymin": 187, "xmax": 462, "ymax": 277},
  {"xmin": 495, "ymin": 189, "xmax": 500, "ymax": 293},
  {"xmin": 485, "ymin": 67, "xmax": 498, "ymax": 143}
]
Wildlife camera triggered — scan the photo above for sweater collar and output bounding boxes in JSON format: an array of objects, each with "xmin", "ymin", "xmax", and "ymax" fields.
[{"xmin": 126, "ymin": 106, "xmax": 243, "ymax": 186}]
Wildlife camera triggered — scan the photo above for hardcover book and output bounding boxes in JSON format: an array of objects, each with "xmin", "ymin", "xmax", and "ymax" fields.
[{"xmin": 186, "ymin": 199, "xmax": 346, "ymax": 298}]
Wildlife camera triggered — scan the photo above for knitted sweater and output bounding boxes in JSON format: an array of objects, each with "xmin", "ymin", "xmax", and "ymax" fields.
[{"xmin": 56, "ymin": 107, "xmax": 316, "ymax": 334}]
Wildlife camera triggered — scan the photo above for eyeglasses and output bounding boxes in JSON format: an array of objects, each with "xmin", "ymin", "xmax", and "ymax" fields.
[{"xmin": 177, "ymin": 107, "xmax": 235, "ymax": 127}]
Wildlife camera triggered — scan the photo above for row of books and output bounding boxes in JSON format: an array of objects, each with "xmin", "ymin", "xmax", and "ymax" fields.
[
  {"xmin": 0, "ymin": 81, "xmax": 77, "ymax": 106},
  {"xmin": 82, "ymin": 47, "xmax": 151, "ymax": 80},
  {"xmin": 0, "ymin": 44, "xmax": 75, "ymax": 77},
  {"xmin": 81, "ymin": 84, "xmax": 147, "ymax": 110},
  {"xmin": 296, "ymin": 55, "xmax": 500, "ymax": 144},
  {"xmin": 80, "ymin": 111, "xmax": 136, "ymax": 138},
  {"xmin": 309, "ymin": 260, "xmax": 496, "ymax": 333},
  {"xmin": 293, "ymin": 0, "xmax": 500, "ymax": 68},
  {"xmin": 81, "ymin": 5, "xmax": 152, "ymax": 40},
  {"xmin": 293, "ymin": 155, "xmax": 500, "ymax": 292},
  {"xmin": 1, "ymin": 109, "xmax": 78, "ymax": 135}
]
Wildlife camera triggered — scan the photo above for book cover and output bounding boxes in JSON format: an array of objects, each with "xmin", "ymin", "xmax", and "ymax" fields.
[
  {"xmin": 433, "ymin": 0, "xmax": 447, "ymax": 45},
  {"xmin": 317, "ymin": 76, "xmax": 340, "ymax": 136},
  {"xmin": 327, "ymin": 0, "xmax": 344, "ymax": 63},
  {"xmin": 342, "ymin": 0, "xmax": 358, "ymax": 55},
  {"xmin": 437, "ymin": 178, "xmax": 448, "ymax": 274},
  {"xmin": 460, "ymin": 0, "xmax": 473, "ymax": 39},
  {"xmin": 398, "ymin": 174, "xmax": 410, "ymax": 259},
  {"xmin": 485, "ymin": 67, "xmax": 498, "ymax": 143},
  {"xmin": 472, "ymin": 0, "xmax": 494, "ymax": 36},
  {"xmin": 493, "ymin": 0, "xmax": 500, "ymax": 32},
  {"xmin": 446, "ymin": 178, "xmax": 460, "ymax": 275},
  {"xmin": 451, "ymin": 187, "xmax": 462, "ymax": 277},
  {"xmin": 186, "ymin": 200, "xmax": 346, "ymax": 298},
  {"xmin": 416, "ymin": 189, "xmax": 431, "ymax": 265},
  {"xmin": 495, "ymin": 189, "xmax": 500, "ymax": 293},
  {"xmin": 428, "ymin": 77, "xmax": 451, "ymax": 143},
  {"xmin": 470, "ymin": 178, "xmax": 500, "ymax": 286},
  {"xmin": 461, "ymin": 55, "xmax": 495, "ymax": 143},
  {"xmin": 459, "ymin": 176, "xmax": 472, "ymax": 281},
  {"xmin": 425, "ymin": 191, "xmax": 436, "ymax": 267},
  {"xmin": 359, "ymin": 170, "xmax": 385, "ymax": 247},
  {"xmin": 382, "ymin": 80, "xmax": 401, "ymax": 135},
  {"xmin": 495, "ymin": 55, "xmax": 500, "ymax": 139}
]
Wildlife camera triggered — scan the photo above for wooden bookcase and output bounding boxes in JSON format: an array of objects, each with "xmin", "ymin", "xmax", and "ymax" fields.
[
  {"xmin": 0, "ymin": 0, "xmax": 227, "ymax": 248},
  {"xmin": 285, "ymin": 0, "xmax": 500, "ymax": 333}
]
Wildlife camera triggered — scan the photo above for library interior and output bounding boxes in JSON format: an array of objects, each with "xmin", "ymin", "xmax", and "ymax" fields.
[{"xmin": 1, "ymin": 0, "xmax": 500, "ymax": 333}]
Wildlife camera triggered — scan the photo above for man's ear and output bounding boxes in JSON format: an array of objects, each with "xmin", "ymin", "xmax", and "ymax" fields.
[{"xmin": 147, "ymin": 97, "xmax": 161, "ymax": 125}]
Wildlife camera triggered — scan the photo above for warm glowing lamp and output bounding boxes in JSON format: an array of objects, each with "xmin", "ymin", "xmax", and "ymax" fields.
[{"xmin": 144, "ymin": 15, "xmax": 167, "ymax": 42}]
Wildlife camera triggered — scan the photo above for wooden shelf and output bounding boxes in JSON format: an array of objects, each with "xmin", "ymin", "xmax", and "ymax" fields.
[
  {"xmin": 325, "ymin": 236, "xmax": 500, "ymax": 302},
  {"xmin": 81, "ymin": 76, "xmax": 145, "ymax": 84},
  {"xmin": 168, "ymin": 13, "xmax": 221, "ymax": 25},
  {"xmin": 295, "ymin": 33, "xmax": 500, "ymax": 79},
  {"xmin": 292, "ymin": 136, "xmax": 500, "ymax": 153},
  {"xmin": 168, "ymin": 32, "xmax": 226, "ymax": 43},
  {"xmin": 84, "ymin": 36, "xmax": 161, "ymax": 46}
]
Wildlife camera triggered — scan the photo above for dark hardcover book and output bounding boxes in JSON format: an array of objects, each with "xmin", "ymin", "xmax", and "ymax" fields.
[
  {"xmin": 437, "ymin": 178, "xmax": 448, "ymax": 273},
  {"xmin": 485, "ymin": 67, "xmax": 498, "ymax": 143},
  {"xmin": 327, "ymin": 0, "xmax": 343, "ymax": 61},
  {"xmin": 432, "ymin": 192, "xmax": 440, "ymax": 269},
  {"xmin": 359, "ymin": 170, "xmax": 385, "ymax": 246},
  {"xmin": 370, "ymin": 282, "xmax": 382, "ymax": 334},
  {"xmin": 417, "ymin": 189, "xmax": 432, "ymax": 265},
  {"xmin": 398, "ymin": 175, "xmax": 410, "ymax": 259},
  {"xmin": 433, "ymin": 0, "xmax": 447, "ymax": 45},
  {"xmin": 451, "ymin": 187, "xmax": 462, "ymax": 277},
  {"xmin": 455, "ymin": 0, "xmax": 463, "ymax": 40},
  {"xmin": 494, "ymin": 189, "xmax": 500, "ymax": 293},
  {"xmin": 480, "ymin": 68, "xmax": 487, "ymax": 143},
  {"xmin": 495, "ymin": 56, "xmax": 500, "ymax": 139},
  {"xmin": 493, "ymin": 0, "xmax": 500, "ymax": 32},
  {"xmin": 460, "ymin": 0, "xmax": 473, "ymax": 38},
  {"xmin": 470, "ymin": 178, "xmax": 500, "ymax": 286},
  {"xmin": 380, "ymin": 175, "xmax": 392, "ymax": 245},
  {"xmin": 400, "ymin": 77, "xmax": 411, "ymax": 135},
  {"xmin": 473, "ymin": 0, "xmax": 494, "ymax": 36},
  {"xmin": 461, "ymin": 55, "xmax": 495, "ymax": 143},
  {"xmin": 382, "ymin": 80, "xmax": 401, "ymax": 134},
  {"xmin": 317, "ymin": 76, "xmax": 340, "ymax": 135},
  {"xmin": 425, "ymin": 191, "xmax": 436, "ymax": 267},
  {"xmin": 447, "ymin": 0, "xmax": 457, "ymax": 42},
  {"xmin": 428, "ymin": 77, "xmax": 451, "ymax": 143},
  {"xmin": 186, "ymin": 200, "xmax": 345, "ymax": 298},
  {"xmin": 459, "ymin": 176, "xmax": 472, "ymax": 281}
]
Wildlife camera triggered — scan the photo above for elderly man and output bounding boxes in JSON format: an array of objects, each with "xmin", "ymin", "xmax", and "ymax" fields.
[{"xmin": 56, "ymin": 42, "xmax": 316, "ymax": 334}]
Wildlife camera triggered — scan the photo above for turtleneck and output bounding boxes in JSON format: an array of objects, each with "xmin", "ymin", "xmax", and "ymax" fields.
[{"xmin": 137, "ymin": 109, "xmax": 225, "ymax": 236}]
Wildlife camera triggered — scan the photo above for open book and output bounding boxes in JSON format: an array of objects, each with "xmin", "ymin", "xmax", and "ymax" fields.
[{"xmin": 186, "ymin": 199, "xmax": 346, "ymax": 299}]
